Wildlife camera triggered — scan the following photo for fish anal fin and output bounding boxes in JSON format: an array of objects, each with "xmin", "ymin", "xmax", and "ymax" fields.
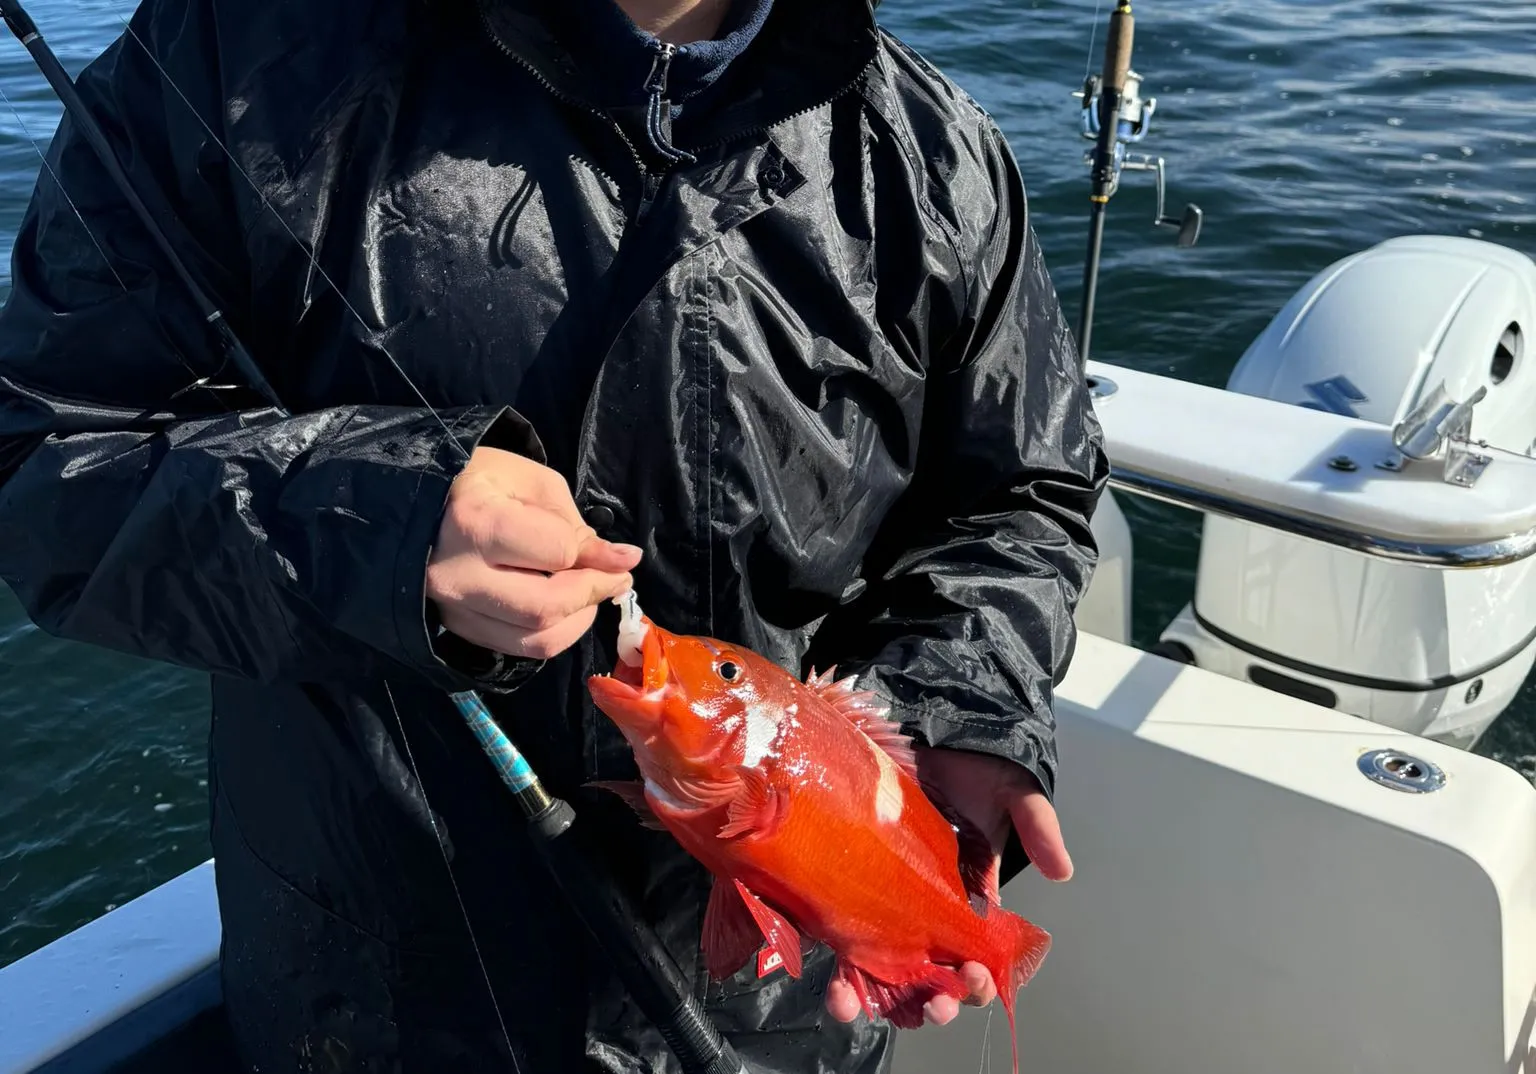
[
  {"xmin": 585, "ymin": 780, "xmax": 669, "ymax": 832},
  {"xmin": 833, "ymin": 958, "xmax": 968, "ymax": 1031},
  {"xmin": 921, "ymin": 778, "xmax": 1002, "ymax": 911},
  {"xmin": 717, "ymin": 766, "xmax": 788, "ymax": 842},
  {"xmin": 805, "ymin": 669, "xmax": 920, "ymax": 781},
  {"xmin": 732, "ymin": 879, "xmax": 803, "ymax": 979},
  {"xmin": 701, "ymin": 876, "xmax": 763, "ymax": 981}
]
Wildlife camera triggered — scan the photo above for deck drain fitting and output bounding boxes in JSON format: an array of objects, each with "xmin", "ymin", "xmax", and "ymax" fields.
[
  {"xmin": 1086, "ymin": 374, "xmax": 1118, "ymax": 401},
  {"xmin": 1357, "ymin": 748, "xmax": 1446, "ymax": 794}
]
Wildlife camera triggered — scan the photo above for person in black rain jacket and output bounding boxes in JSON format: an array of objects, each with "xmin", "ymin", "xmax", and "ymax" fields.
[{"xmin": 0, "ymin": 0, "xmax": 1109, "ymax": 1068}]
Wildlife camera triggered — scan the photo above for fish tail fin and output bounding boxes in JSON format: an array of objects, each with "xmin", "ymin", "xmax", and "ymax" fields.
[{"xmin": 988, "ymin": 911, "xmax": 1051, "ymax": 1074}]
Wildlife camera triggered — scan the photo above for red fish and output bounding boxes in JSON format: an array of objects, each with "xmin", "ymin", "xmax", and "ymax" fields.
[{"xmin": 586, "ymin": 595, "xmax": 1051, "ymax": 1073}]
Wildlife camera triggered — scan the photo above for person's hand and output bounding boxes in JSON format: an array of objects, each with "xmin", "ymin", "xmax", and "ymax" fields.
[
  {"xmin": 426, "ymin": 446, "xmax": 641, "ymax": 660},
  {"xmin": 824, "ymin": 746, "xmax": 1070, "ymax": 1027}
]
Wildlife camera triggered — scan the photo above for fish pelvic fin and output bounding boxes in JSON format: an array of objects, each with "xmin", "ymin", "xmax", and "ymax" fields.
[
  {"xmin": 585, "ymin": 780, "xmax": 669, "ymax": 832},
  {"xmin": 701, "ymin": 875, "xmax": 763, "ymax": 980},
  {"xmin": 987, "ymin": 909, "xmax": 1052, "ymax": 1074},
  {"xmin": 806, "ymin": 666, "xmax": 919, "ymax": 781},
  {"xmin": 717, "ymin": 765, "xmax": 788, "ymax": 842}
]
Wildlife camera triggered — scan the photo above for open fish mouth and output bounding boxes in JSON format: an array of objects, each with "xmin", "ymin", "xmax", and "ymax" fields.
[{"xmin": 590, "ymin": 590, "xmax": 669, "ymax": 709}]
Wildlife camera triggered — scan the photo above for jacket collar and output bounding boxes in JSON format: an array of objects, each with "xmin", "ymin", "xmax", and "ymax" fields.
[{"xmin": 473, "ymin": 0, "xmax": 881, "ymax": 156}]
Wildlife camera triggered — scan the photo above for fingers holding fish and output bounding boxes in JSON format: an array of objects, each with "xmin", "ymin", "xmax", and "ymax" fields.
[
  {"xmin": 436, "ymin": 444, "xmax": 640, "ymax": 572},
  {"xmin": 455, "ymin": 564, "xmax": 636, "ymax": 630},
  {"xmin": 437, "ymin": 599, "xmax": 602, "ymax": 661},
  {"xmin": 921, "ymin": 993, "xmax": 960, "ymax": 1025},
  {"xmin": 956, "ymin": 959, "xmax": 997, "ymax": 1009},
  {"xmin": 916, "ymin": 745, "xmax": 1074, "ymax": 885},
  {"xmin": 427, "ymin": 446, "xmax": 642, "ymax": 660},
  {"xmin": 468, "ymin": 495, "xmax": 637, "ymax": 575},
  {"xmin": 432, "ymin": 559, "xmax": 635, "ymax": 658},
  {"xmin": 826, "ymin": 963, "xmax": 993, "ymax": 1027}
]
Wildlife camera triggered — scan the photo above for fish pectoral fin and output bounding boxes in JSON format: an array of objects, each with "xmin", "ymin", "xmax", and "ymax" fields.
[
  {"xmin": 732, "ymin": 879, "xmax": 804, "ymax": 979},
  {"xmin": 806, "ymin": 667, "xmax": 920, "ymax": 781},
  {"xmin": 701, "ymin": 876, "xmax": 765, "ymax": 981},
  {"xmin": 716, "ymin": 765, "xmax": 788, "ymax": 842},
  {"xmin": 834, "ymin": 958, "xmax": 968, "ymax": 1030},
  {"xmin": 585, "ymin": 780, "xmax": 669, "ymax": 832},
  {"xmin": 920, "ymin": 780, "xmax": 1002, "ymax": 911}
]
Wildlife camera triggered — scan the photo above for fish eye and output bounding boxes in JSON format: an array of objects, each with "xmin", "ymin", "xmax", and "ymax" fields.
[{"xmin": 716, "ymin": 660, "xmax": 742, "ymax": 683}]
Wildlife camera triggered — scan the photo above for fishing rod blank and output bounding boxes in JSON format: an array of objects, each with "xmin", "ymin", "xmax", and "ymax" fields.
[
  {"xmin": 0, "ymin": 3, "xmax": 746, "ymax": 1070},
  {"xmin": 1077, "ymin": 0, "xmax": 1134, "ymax": 365},
  {"xmin": 1072, "ymin": 0, "xmax": 1202, "ymax": 367},
  {"xmin": 0, "ymin": 0, "xmax": 283, "ymax": 410}
]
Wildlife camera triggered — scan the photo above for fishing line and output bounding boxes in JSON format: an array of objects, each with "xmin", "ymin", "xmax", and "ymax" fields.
[
  {"xmin": 0, "ymin": 79, "xmax": 217, "ymax": 397},
  {"xmin": 0, "ymin": 83, "xmax": 124, "ymax": 291},
  {"xmin": 2, "ymin": 0, "xmax": 517, "ymax": 1062},
  {"xmin": 977, "ymin": 1003, "xmax": 995, "ymax": 1074},
  {"xmin": 111, "ymin": 15, "xmax": 470, "ymax": 457},
  {"xmin": 1082, "ymin": 0, "xmax": 1105, "ymax": 79},
  {"xmin": 82, "ymin": 7, "xmax": 532, "ymax": 1063},
  {"xmin": 384, "ymin": 682, "xmax": 523, "ymax": 1073},
  {"xmin": 99, "ymin": 8, "xmax": 530, "ymax": 1064}
]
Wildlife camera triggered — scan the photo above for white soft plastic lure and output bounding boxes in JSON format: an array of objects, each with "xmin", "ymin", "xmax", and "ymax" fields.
[{"xmin": 615, "ymin": 589, "xmax": 648, "ymax": 668}]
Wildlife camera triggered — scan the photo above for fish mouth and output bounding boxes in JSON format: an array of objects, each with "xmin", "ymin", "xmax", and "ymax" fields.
[{"xmin": 587, "ymin": 591, "xmax": 670, "ymax": 734}]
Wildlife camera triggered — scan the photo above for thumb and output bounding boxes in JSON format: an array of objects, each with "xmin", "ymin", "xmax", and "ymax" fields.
[
  {"xmin": 1007, "ymin": 792, "xmax": 1073, "ymax": 882},
  {"xmin": 573, "ymin": 534, "xmax": 644, "ymax": 574}
]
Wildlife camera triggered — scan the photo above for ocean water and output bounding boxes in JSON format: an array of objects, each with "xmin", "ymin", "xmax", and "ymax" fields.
[{"xmin": 2, "ymin": 0, "xmax": 1534, "ymax": 968}]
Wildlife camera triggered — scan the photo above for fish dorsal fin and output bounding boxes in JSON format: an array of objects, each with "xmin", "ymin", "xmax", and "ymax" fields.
[
  {"xmin": 717, "ymin": 765, "xmax": 788, "ymax": 842},
  {"xmin": 806, "ymin": 666, "xmax": 919, "ymax": 781}
]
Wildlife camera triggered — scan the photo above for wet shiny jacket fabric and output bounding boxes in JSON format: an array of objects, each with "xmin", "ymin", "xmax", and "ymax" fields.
[{"xmin": 0, "ymin": 0, "xmax": 1108, "ymax": 1069}]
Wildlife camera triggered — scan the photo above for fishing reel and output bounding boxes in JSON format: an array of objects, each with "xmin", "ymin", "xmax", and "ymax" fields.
[{"xmin": 1074, "ymin": 70, "xmax": 1202, "ymax": 248}]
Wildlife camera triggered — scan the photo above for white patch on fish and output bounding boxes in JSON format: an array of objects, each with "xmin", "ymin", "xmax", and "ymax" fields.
[
  {"xmin": 869, "ymin": 739, "xmax": 904, "ymax": 824},
  {"xmin": 741, "ymin": 701, "xmax": 781, "ymax": 767}
]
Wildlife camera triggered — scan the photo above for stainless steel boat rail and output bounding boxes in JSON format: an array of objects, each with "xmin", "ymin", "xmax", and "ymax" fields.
[
  {"xmin": 1104, "ymin": 465, "xmax": 1536, "ymax": 569},
  {"xmin": 1086, "ymin": 364, "xmax": 1536, "ymax": 570}
]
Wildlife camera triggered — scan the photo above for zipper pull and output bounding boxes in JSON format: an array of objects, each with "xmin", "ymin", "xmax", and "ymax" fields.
[
  {"xmin": 644, "ymin": 41, "xmax": 678, "ymax": 100},
  {"xmin": 643, "ymin": 40, "xmax": 696, "ymax": 166}
]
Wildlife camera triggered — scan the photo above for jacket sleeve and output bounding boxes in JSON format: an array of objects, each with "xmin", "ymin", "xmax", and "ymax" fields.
[
  {"xmin": 810, "ymin": 115, "xmax": 1110, "ymax": 828},
  {"xmin": 0, "ymin": 0, "xmax": 539, "ymax": 693}
]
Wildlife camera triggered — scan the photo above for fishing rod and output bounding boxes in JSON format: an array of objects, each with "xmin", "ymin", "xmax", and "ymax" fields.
[
  {"xmin": 0, "ymin": 3, "xmax": 745, "ymax": 1071},
  {"xmin": 1074, "ymin": 0, "xmax": 1202, "ymax": 365}
]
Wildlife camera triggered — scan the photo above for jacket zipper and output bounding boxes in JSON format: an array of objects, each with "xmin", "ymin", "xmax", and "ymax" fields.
[
  {"xmin": 642, "ymin": 41, "xmax": 695, "ymax": 167},
  {"xmin": 474, "ymin": 3, "xmax": 878, "ymax": 186},
  {"xmin": 474, "ymin": 3, "xmax": 650, "ymax": 188},
  {"xmin": 473, "ymin": 8, "xmax": 882, "ymax": 450}
]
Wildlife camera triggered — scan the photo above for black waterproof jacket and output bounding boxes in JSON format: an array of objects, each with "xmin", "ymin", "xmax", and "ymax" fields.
[{"xmin": 0, "ymin": 0, "xmax": 1108, "ymax": 1069}]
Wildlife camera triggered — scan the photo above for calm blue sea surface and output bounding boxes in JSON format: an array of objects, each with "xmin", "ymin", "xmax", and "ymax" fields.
[{"xmin": 2, "ymin": 0, "xmax": 1534, "ymax": 967}]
